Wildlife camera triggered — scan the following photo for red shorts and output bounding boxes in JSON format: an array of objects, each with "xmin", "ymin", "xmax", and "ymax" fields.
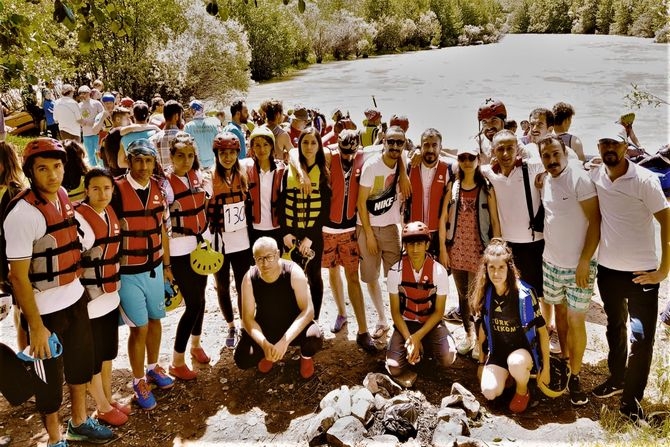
[{"xmin": 321, "ymin": 230, "xmax": 360, "ymax": 271}]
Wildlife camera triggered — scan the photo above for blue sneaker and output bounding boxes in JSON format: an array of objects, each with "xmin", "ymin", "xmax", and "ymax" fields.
[
  {"xmin": 133, "ymin": 378, "xmax": 157, "ymax": 410},
  {"xmin": 146, "ymin": 365, "xmax": 174, "ymax": 389},
  {"xmin": 47, "ymin": 440, "xmax": 69, "ymax": 447},
  {"xmin": 66, "ymin": 416, "xmax": 114, "ymax": 443}
]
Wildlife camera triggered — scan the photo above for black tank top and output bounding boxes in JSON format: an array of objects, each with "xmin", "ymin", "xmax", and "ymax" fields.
[{"xmin": 250, "ymin": 261, "xmax": 301, "ymax": 343}]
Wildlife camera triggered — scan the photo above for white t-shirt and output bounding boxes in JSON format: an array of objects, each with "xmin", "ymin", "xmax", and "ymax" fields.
[
  {"xmin": 4, "ymin": 199, "xmax": 84, "ymax": 315},
  {"xmin": 590, "ymin": 161, "xmax": 668, "ymax": 271},
  {"xmin": 483, "ymin": 160, "xmax": 545, "ymax": 243},
  {"xmin": 79, "ymin": 99, "xmax": 104, "ymax": 136},
  {"xmin": 53, "ymin": 96, "xmax": 82, "ymax": 136},
  {"xmin": 542, "ymin": 163, "xmax": 597, "ymax": 268},
  {"xmin": 387, "ymin": 257, "xmax": 449, "ymax": 295},
  {"xmin": 75, "ymin": 209, "xmax": 121, "ymax": 319},
  {"xmin": 357, "ymin": 154, "xmax": 403, "ymax": 227},
  {"xmin": 203, "ymin": 175, "xmax": 250, "ymax": 254},
  {"xmin": 240, "ymin": 158, "xmax": 279, "ymax": 231},
  {"xmin": 164, "ymin": 172, "xmax": 210, "ymax": 257}
]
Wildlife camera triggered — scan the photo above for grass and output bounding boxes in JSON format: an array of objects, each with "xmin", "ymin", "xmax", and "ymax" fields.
[{"xmin": 3, "ymin": 134, "xmax": 32, "ymax": 154}]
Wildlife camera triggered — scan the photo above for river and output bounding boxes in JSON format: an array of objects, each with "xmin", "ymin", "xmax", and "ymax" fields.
[{"xmin": 247, "ymin": 34, "xmax": 668, "ymax": 155}]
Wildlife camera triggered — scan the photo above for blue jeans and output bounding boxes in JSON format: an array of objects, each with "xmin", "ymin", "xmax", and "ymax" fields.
[
  {"xmin": 83, "ymin": 135, "xmax": 99, "ymax": 166},
  {"xmin": 597, "ymin": 265, "xmax": 658, "ymax": 405}
]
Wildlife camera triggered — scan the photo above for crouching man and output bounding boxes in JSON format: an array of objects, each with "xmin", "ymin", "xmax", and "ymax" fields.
[
  {"xmin": 234, "ymin": 237, "xmax": 323, "ymax": 379},
  {"xmin": 386, "ymin": 221, "xmax": 457, "ymax": 387}
]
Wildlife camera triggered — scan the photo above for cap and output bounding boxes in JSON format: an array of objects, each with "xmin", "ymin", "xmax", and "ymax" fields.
[
  {"xmin": 127, "ymin": 139, "xmax": 157, "ymax": 157},
  {"xmin": 101, "ymin": 92, "xmax": 115, "ymax": 103},
  {"xmin": 292, "ymin": 106, "xmax": 310, "ymax": 121},
  {"xmin": 61, "ymin": 84, "xmax": 74, "ymax": 95},
  {"xmin": 364, "ymin": 108, "xmax": 381, "ymax": 122},
  {"xmin": 457, "ymin": 146, "xmax": 479, "ymax": 156},
  {"xmin": 78, "ymin": 85, "xmax": 91, "ymax": 93},
  {"xmin": 249, "ymin": 126, "xmax": 275, "ymax": 146},
  {"xmin": 189, "ymin": 100, "xmax": 204, "ymax": 112},
  {"xmin": 120, "ymin": 97, "xmax": 134, "ymax": 108},
  {"xmin": 598, "ymin": 123, "xmax": 628, "ymax": 143}
]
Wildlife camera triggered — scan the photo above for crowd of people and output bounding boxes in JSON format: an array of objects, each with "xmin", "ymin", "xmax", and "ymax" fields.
[{"xmin": 0, "ymin": 82, "xmax": 669, "ymax": 446}]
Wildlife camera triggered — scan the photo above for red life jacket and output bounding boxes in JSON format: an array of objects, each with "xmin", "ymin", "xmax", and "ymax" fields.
[
  {"xmin": 246, "ymin": 160, "xmax": 284, "ymax": 227},
  {"xmin": 408, "ymin": 161, "xmax": 449, "ymax": 232},
  {"xmin": 397, "ymin": 255, "xmax": 437, "ymax": 323},
  {"xmin": 75, "ymin": 202, "xmax": 121, "ymax": 298},
  {"xmin": 166, "ymin": 170, "xmax": 207, "ymax": 237},
  {"xmin": 329, "ymin": 152, "xmax": 364, "ymax": 225},
  {"xmin": 116, "ymin": 178, "xmax": 165, "ymax": 273},
  {"xmin": 207, "ymin": 171, "xmax": 247, "ymax": 233},
  {"xmin": 9, "ymin": 188, "xmax": 81, "ymax": 291}
]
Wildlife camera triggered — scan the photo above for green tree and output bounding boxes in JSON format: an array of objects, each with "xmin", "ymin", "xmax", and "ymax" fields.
[
  {"xmin": 611, "ymin": 0, "xmax": 634, "ymax": 35},
  {"xmin": 429, "ymin": 0, "xmax": 463, "ymax": 46},
  {"xmin": 596, "ymin": 0, "xmax": 614, "ymax": 34},
  {"xmin": 508, "ymin": 0, "xmax": 531, "ymax": 33},
  {"xmin": 572, "ymin": 0, "xmax": 599, "ymax": 34}
]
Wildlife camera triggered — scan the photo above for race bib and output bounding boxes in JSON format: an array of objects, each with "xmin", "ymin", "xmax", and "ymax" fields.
[{"xmin": 223, "ymin": 202, "xmax": 246, "ymax": 232}]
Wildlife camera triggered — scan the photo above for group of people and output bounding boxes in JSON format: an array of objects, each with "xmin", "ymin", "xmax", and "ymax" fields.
[{"xmin": 0, "ymin": 88, "xmax": 668, "ymax": 447}]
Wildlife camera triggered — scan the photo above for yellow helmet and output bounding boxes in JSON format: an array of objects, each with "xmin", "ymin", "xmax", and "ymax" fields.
[
  {"xmin": 190, "ymin": 239, "xmax": 224, "ymax": 275},
  {"xmin": 537, "ymin": 356, "xmax": 571, "ymax": 398},
  {"xmin": 164, "ymin": 281, "xmax": 183, "ymax": 312}
]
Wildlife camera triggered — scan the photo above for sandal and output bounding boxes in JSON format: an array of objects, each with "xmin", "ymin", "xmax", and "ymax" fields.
[{"xmin": 371, "ymin": 323, "xmax": 389, "ymax": 339}]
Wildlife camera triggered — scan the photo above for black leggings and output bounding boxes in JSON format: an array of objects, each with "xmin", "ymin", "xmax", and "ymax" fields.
[
  {"xmin": 303, "ymin": 235, "xmax": 324, "ymax": 320},
  {"xmin": 215, "ymin": 249, "xmax": 253, "ymax": 324},
  {"xmin": 172, "ymin": 254, "xmax": 208, "ymax": 353}
]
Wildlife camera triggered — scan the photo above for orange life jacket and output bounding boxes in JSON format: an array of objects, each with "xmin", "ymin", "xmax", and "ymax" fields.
[
  {"xmin": 246, "ymin": 160, "xmax": 284, "ymax": 227},
  {"xmin": 397, "ymin": 255, "xmax": 437, "ymax": 324},
  {"xmin": 116, "ymin": 178, "xmax": 165, "ymax": 273},
  {"xmin": 329, "ymin": 152, "xmax": 364, "ymax": 225},
  {"xmin": 207, "ymin": 171, "xmax": 247, "ymax": 233},
  {"xmin": 407, "ymin": 161, "xmax": 449, "ymax": 231},
  {"xmin": 75, "ymin": 202, "xmax": 121, "ymax": 298},
  {"xmin": 9, "ymin": 188, "xmax": 81, "ymax": 291},
  {"xmin": 166, "ymin": 170, "xmax": 207, "ymax": 237}
]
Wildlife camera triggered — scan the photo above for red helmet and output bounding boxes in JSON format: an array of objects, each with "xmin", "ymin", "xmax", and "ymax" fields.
[
  {"xmin": 477, "ymin": 98, "xmax": 507, "ymax": 122},
  {"xmin": 23, "ymin": 138, "xmax": 66, "ymax": 164},
  {"xmin": 120, "ymin": 97, "xmax": 134, "ymax": 108},
  {"xmin": 389, "ymin": 115, "xmax": 409, "ymax": 132},
  {"xmin": 402, "ymin": 221, "xmax": 430, "ymax": 242},
  {"xmin": 213, "ymin": 132, "xmax": 240, "ymax": 152}
]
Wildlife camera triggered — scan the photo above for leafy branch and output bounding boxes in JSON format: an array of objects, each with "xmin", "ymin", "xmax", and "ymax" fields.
[{"xmin": 625, "ymin": 83, "xmax": 670, "ymax": 109}]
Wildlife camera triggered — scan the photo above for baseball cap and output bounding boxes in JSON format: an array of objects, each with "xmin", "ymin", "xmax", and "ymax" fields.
[
  {"xmin": 598, "ymin": 123, "xmax": 628, "ymax": 143},
  {"xmin": 189, "ymin": 100, "xmax": 204, "ymax": 118},
  {"xmin": 61, "ymin": 84, "xmax": 74, "ymax": 95},
  {"xmin": 457, "ymin": 146, "xmax": 479, "ymax": 156},
  {"xmin": 78, "ymin": 85, "xmax": 91, "ymax": 93},
  {"xmin": 292, "ymin": 106, "xmax": 310, "ymax": 121},
  {"xmin": 120, "ymin": 97, "xmax": 134, "ymax": 108},
  {"xmin": 101, "ymin": 92, "xmax": 116, "ymax": 103}
]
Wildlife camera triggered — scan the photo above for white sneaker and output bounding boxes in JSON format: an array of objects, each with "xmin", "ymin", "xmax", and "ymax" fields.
[
  {"xmin": 549, "ymin": 330, "xmax": 561, "ymax": 354},
  {"xmin": 457, "ymin": 335, "xmax": 475, "ymax": 355}
]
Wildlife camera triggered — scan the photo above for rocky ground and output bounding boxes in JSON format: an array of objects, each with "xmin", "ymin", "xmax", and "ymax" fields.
[{"xmin": 0, "ymin": 270, "xmax": 668, "ymax": 446}]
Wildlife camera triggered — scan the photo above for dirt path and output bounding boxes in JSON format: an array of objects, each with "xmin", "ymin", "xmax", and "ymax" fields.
[{"xmin": 0, "ymin": 271, "xmax": 668, "ymax": 446}]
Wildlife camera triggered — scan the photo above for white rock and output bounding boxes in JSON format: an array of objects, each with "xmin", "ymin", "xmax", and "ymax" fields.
[
  {"xmin": 320, "ymin": 388, "xmax": 340, "ymax": 410},
  {"xmin": 326, "ymin": 415, "xmax": 366, "ymax": 447},
  {"xmin": 351, "ymin": 398, "xmax": 372, "ymax": 423},
  {"xmin": 335, "ymin": 385, "xmax": 352, "ymax": 417},
  {"xmin": 361, "ymin": 434, "xmax": 400, "ymax": 446}
]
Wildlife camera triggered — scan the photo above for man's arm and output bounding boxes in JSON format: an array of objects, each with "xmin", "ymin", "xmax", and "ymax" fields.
[
  {"xmin": 9, "ymin": 260, "xmax": 51, "ymax": 359},
  {"xmin": 571, "ymin": 136, "xmax": 585, "ymax": 162},
  {"xmin": 357, "ymin": 184, "xmax": 378, "ymax": 255},
  {"xmin": 91, "ymin": 111, "xmax": 109, "ymax": 134},
  {"xmin": 120, "ymin": 123, "xmax": 160, "ymax": 136},
  {"xmin": 283, "ymin": 266, "xmax": 314, "ymax": 343},
  {"xmin": 487, "ymin": 187, "xmax": 502, "ymax": 238},
  {"xmin": 576, "ymin": 196, "xmax": 600, "ymax": 287},
  {"xmin": 633, "ymin": 207, "xmax": 670, "ymax": 284},
  {"xmin": 438, "ymin": 186, "xmax": 451, "ymax": 268}
]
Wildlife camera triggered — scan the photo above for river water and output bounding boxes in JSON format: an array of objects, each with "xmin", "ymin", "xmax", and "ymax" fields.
[{"xmin": 247, "ymin": 34, "xmax": 668, "ymax": 155}]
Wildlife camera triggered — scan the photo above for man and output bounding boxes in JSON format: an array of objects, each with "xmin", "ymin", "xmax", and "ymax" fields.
[
  {"xmin": 361, "ymin": 108, "xmax": 382, "ymax": 147},
  {"xmin": 149, "ymin": 96, "xmax": 165, "ymax": 129},
  {"xmin": 5, "ymin": 138, "xmax": 113, "ymax": 446},
  {"xmin": 91, "ymin": 92, "xmax": 116, "ymax": 152},
  {"xmin": 184, "ymin": 100, "xmax": 221, "ymax": 168},
  {"xmin": 78, "ymin": 85, "xmax": 104, "ymax": 166},
  {"xmin": 221, "ymin": 99, "xmax": 248, "ymax": 158},
  {"xmin": 322, "ymin": 130, "xmax": 377, "ymax": 352},
  {"xmin": 263, "ymin": 99, "xmax": 292, "ymax": 162},
  {"xmin": 234, "ymin": 237, "xmax": 323, "ymax": 379},
  {"xmin": 386, "ymin": 221, "xmax": 456, "ymax": 387},
  {"xmin": 404, "ymin": 128, "xmax": 451, "ymax": 256},
  {"xmin": 99, "ymin": 107, "xmax": 132, "ymax": 177},
  {"xmin": 357, "ymin": 125, "xmax": 407, "ymax": 340},
  {"xmin": 53, "ymin": 84, "xmax": 82, "ymax": 142},
  {"xmin": 538, "ymin": 135, "xmax": 600, "ymax": 406},
  {"xmin": 288, "ymin": 106, "xmax": 310, "ymax": 148},
  {"xmin": 113, "ymin": 139, "xmax": 174, "ymax": 410},
  {"xmin": 475, "ymin": 98, "xmax": 508, "ymax": 163},
  {"xmin": 527, "ymin": 108, "xmax": 579, "ymax": 161},
  {"xmin": 552, "ymin": 102, "xmax": 585, "ymax": 161},
  {"xmin": 482, "ymin": 130, "xmax": 553, "ymax": 350},
  {"xmin": 589, "ymin": 124, "xmax": 669, "ymax": 425},
  {"xmin": 120, "ymin": 101, "xmax": 159, "ymax": 155},
  {"xmin": 150, "ymin": 100, "xmax": 184, "ymax": 168}
]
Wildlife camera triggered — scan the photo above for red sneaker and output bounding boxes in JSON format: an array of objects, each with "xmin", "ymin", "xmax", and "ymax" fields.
[
  {"xmin": 509, "ymin": 391, "xmax": 530, "ymax": 413},
  {"xmin": 258, "ymin": 358, "xmax": 274, "ymax": 373},
  {"xmin": 300, "ymin": 356, "xmax": 314, "ymax": 379},
  {"xmin": 190, "ymin": 347, "xmax": 211, "ymax": 364},
  {"xmin": 111, "ymin": 401, "xmax": 131, "ymax": 416},
  {"xmin": 169, "ymin": 364, "xmax": 198, "ymax": 381},
  {"xmin": 96, "ymin": 407, "xmax": 128, "ymax": 426}
]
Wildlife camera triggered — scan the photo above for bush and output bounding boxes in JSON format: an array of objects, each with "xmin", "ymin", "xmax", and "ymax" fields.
[{"xmin": 655, "ymin": 24, "xmax": 670, "ymax": 43}]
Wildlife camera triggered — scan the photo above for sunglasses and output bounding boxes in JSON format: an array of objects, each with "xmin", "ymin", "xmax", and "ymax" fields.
[
  {"xmin": 386, "ymin": 139, "xmax": 406, "ymax": 147},
  {"xmin": 458, "ymin": 154, "xmax": 477, "ymax": 162}
]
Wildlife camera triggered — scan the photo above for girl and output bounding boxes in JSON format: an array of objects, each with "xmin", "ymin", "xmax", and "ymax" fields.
[
  {"xmin": 469, "ymin": 239, "xmax": 550, "ymax": 414},
  {"xmin": 164, "ymin": 132, "xmax": 210, "ymax": 377},
  {"xmin": 74, "ymin": 168, "xmax": 130, "ymax": 425},
  {"xmin": 438, "ymin": 147, "xmax": 500, "ymax": 355},
  {"xmin": 279, "ymin": 127, "xmax": 331, "ymax": 320},
  {"xmin": 207, "ymin": 132, "xmax": 253, "ymax": 349}
]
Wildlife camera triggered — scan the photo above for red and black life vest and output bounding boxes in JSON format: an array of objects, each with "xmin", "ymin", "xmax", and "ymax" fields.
[
  {"xmin": 116, "ymin": 178, "xmax": 165, "ymax": 273},
  {"xmin": 9, "ymin": 188, "xmax": 81, "ymax": 291},
  {"xmin": 407, "ymin": 161, "xmax": 449, "ymax": 231},
  {"xmin": 207, "ymin": 171, "xmax": 247, "ymax": 233},
  {"xmin": 397, "ymin": 255, "xmax": 438, "ymax": 324},
  {"xmin": 329, "ymin": 152, "xmax": 364, "ymax": 225},
  {"xmin": 166, "ymin": 170, "xmax": 207, "ymax": 237},
  {"xmin": 75, "ymin": 202, "xmax": 121, "ymax": 298},
  {"xmin": 246, "ymin": 160, "xmax": 284, "ymax": 227}
]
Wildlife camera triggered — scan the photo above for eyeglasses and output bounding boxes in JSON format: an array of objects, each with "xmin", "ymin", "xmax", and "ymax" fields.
[
  {"xmin": 386, "ymin": 139, "xmax": 406, "ymax": 147},
  {"xmin": 254, "ymin": 253, "xmax": 277, "ymax": 264},
  {"xmin": 458, "ymin": 154, "xmax": 477, "ymax": 162}
]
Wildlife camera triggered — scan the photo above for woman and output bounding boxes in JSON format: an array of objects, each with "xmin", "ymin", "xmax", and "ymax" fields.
[
  {"xmin": 207, "ymin": 132, "xmax": 253, "ymax": 349},
  {"xmin": 74, "ymin": 168, "xmax": 130, "ymax": 425},
  {"xmin": 438, "ymin": 147, "xmax": 500, "ymax": 355},
  {"xmin": 279, "ymin": 127, "xmax": 331, "ymax": 320},
  {"xmin": 62, "ymin": 139, "xmax": 89, "ymax": 201},
  {"xmin": 164, "ymin": 132, "xmax": 210, "ymax": 377},
  {"xmin": 244, "ymin": 126, "xmax": 285, "ymax": 250},
  {"xmin": 469, "ymin": 239, "xmax": 550, "ymax": 414}
]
